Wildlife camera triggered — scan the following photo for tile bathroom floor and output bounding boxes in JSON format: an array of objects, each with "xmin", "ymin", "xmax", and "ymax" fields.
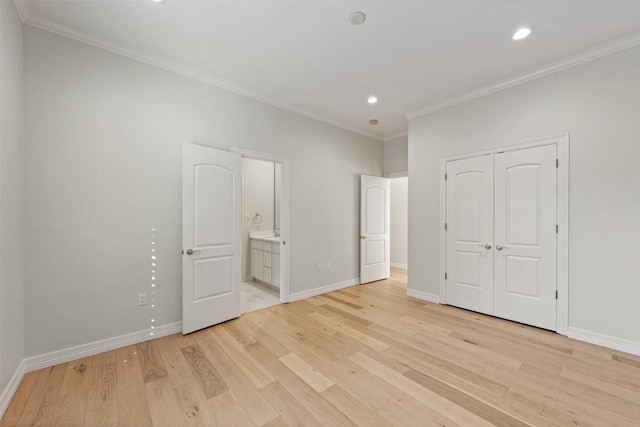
[{"xmin": 241, "ymin": 279, "xmax": 280, "ymax": 313}]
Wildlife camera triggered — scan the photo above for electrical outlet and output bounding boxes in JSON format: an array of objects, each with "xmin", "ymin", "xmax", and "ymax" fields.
[
  {"xmin": 326, "ymin": 263, "xmax": 331, "ymax": 271},
  {"xmin": 316, "ymin": 264, "xmax": 321, "ymax": 273},
  {"xmin": 138, "ymin": 293, "xmax": 147, "ymax": 306}
]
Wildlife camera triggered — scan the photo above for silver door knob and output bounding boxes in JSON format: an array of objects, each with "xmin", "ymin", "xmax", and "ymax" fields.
[
  {"xmin": 496, "ymin": 245, "xmax": 503, "ymax": 251},
  {"xmin": 186, "ymin": 249, "xmax": 195, "ymax": 255},
  {"xmin": 361, "ymin": 235, "xmax": 367, "ymax": 240},
  {"xmin": 478, "ymin": 243, "xmax": 492, "ymax": 249}
]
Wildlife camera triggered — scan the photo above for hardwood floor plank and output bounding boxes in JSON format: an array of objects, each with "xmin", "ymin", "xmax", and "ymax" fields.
[
  {"xmin": 259, "ymin": 381, "xmax": 324, "ymax": 427},
  {"xmin": 403, "ymin": 368, "xmax": 529, "ymax": 427},
  {"xmin": 209, "ymin": 390, "xmax": 256, "ymax": 427},
  {"xmin": 209, "ymin": 326, "xmax": 276, "ymax": 389},
  {"xmin": 138, "ymin": 340, "xmax": 168, "ymax": 383},
  {"xmin": 351, "ymin": 352, "xmax": 496, "ymax": 427},
  {"xmin": 115, "ymin": 345, "xmax": 153, "ymax": 427},
  {"xmin": 83, "ymin": 363, "xmax": 117, "ymax": 427},
  {"xmin": 145, "ymin": 376, "xmax": 187, "ymax": 427},
  {"xmin": 156, "ymin": 333, "xmax": 197, "ymax": 389},
  {"xmin": 172, "ymin": 381, "xmax": 218, "ymax": 427},
  {"xmin": 180, "ymin": 344, "xmax": 229, "ymax": 399},
  {"xmin": 197, "ymin": 335, "xmax": 280, "ymax": 426},
  {"xmin": 321, "ymin": 384, "xmax": 392, "ymax": 427},
  {"xmin": 279, "ymin": 352, "xmax": 334, "ymax": 393},
  {"xmin": 50, "ymin": 389, "xmax": 88, "ymax": 426}
]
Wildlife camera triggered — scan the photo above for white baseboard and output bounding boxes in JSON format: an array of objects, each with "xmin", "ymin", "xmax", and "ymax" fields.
[
  {"xmin": 407, "ymin": 288, "xmax": 440, "ymax": 304},
  {"xmin": 567, "ymin": 327, "xmax": 640, "ymax": 357},
  {"xmin": 391, "ymin": 262, "xmax": 408, "ymax": 270},
  {"xmin": 24, "ymin": 321, "xmax": 182, "ymax": 372},
  {"xmin": 0, "ymin": 360, "xmax": 26, "ymax": 419},
  {"xmin": 289, "ymin": 278, "xmax": 360, "ymax": 302}
]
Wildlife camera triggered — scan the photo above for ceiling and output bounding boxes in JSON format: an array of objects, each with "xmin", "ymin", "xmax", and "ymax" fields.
[{"xmin": 14, "ymin": 1, "xmax": 640, "ymax": 141}]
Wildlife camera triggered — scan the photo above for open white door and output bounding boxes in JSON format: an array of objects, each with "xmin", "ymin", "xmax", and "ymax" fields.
[
  {"xmin": 360, "ymin": 175, "xmax": 390, "ymax": 284},
  {"xmin": 182, "ymin": 144, "xmax": 241, "ymax": 334}
]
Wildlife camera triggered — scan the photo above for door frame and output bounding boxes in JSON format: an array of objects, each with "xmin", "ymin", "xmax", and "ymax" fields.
[
  {"xmin": 438, "ymin": 133, "xmax": 569, "ymax": 335},
  {"xmin": 231, "ymin": 147, "xmax": 291, "ymax": 303}
]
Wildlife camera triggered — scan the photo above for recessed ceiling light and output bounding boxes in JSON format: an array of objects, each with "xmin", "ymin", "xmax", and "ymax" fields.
[
  {"xmin": 349, "ymin": 12, "xmax": 366, "ymax": 25},
  {"xmin": 512, "ymin": 27, "xmax": 533, "ymax": 41},
  {"xmin": 367, "ymin": 96, "xmax": 378, "ymax": 104},
  {"xmin": 369, "ymin": 119, "xmax": 378, "ymax": 125},
  {"xmin": 151, "ymin": 0, "xmax": 166, "ymax": 3}
]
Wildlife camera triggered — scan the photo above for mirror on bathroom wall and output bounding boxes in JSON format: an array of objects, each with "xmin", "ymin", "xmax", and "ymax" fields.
[{"xmin": 274, "ymin": 163, "xmax": 282, "ymax": 231}]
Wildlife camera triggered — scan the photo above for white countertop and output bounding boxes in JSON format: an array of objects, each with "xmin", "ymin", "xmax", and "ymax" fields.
[{"xmin": 249, "ymin": 231, "xmax": 281, "ymax": 244}]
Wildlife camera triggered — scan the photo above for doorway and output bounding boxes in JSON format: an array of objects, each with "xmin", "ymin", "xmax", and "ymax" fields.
[
  {"xmin": 240, "ymin": 158, "xmax": 282, "ymax": 313},
  {"xmin": 232, "ymin": 147, "xmax": 291, "ymax": 313}
]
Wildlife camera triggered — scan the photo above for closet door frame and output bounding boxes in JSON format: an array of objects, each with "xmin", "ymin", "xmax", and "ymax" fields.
[{"xmin": 438, "ymin": 133, "xmax": 569, "ymax": 335}]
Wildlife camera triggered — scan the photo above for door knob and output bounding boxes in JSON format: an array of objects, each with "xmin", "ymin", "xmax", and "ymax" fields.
[
  {"xmin": 496, "ymin": 245, "xmax": 506, "ymax": 251},
  {"xmin": 478, "ymin": 243, "xmax": 492, "ymax": 249},
  {"xmin": 361, "ymin": 235, "xmax": 368, "ymax": 240},
  {"xmin": 185, "ymin": 249, "xmax": 200, "ymax": 255}
]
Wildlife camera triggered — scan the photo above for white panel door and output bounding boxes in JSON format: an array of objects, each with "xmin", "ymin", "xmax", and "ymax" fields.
[
  {"xmin": 182, "ymin": 144, "xmax": 241, "ymax": 334},
  {"xmin": 494, "ymin": 145, "xmax": 557, "ymax": 330},
  {"xmin": 360, "ymin": 175, "xmax": 390, "ymax": 284},
  {"xmin": 446, "ymin": 155, "xmax": 494, "ymax": 314}
]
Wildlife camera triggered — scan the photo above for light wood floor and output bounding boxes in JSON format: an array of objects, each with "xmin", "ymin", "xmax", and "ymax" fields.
[{"xmin": 3, "ymin": 268, "xmax": 640, "ymax": 426}]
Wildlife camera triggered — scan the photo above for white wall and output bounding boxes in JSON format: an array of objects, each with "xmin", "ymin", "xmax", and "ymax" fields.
[
  {"xmin": 409, "ymin": 46, "xmax": 640, "ymax": 347},
  {"xmin": 0, "ymin": 1, "xmax": 25, "ymax": 393},
  {"xmin": 23, "ymin": 26, "xmax": 382, "ymax": 357},
  {"xmin": 241, "ymin": 158, "xmax": 275, "ymax": 279},
  {"xmin": 383, "ymin": 135, "xmax": 408, "ymax": 176},
  {"xmin": 390, "ymin": 177, "xmax": 408, "ymax": 269}
]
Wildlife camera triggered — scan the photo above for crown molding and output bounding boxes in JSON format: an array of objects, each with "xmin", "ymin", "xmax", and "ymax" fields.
[
  {"xmin": 407, "ymin": 31, "xmax": 640, "ymax": 120},
  {"xmin": 22, "ymin": 14, "xmax": 384, "ymax": 142},
  {"xmin": 383, "ymin": 131, "xmax": 408, "ymax": 142},
  {"xmin": 12, "ymin": 0, "xmax": 31, "ymax": 22}
]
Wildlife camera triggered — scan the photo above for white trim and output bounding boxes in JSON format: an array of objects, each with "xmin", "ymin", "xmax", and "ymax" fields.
[
  {"xmin": 24, "ymin": 322, "xmax": 182, "ymax": 372},
  {"xmin": 407, "ymin": 32, "xmax": 640, "ymax": 120},
  {"xmin": 390, "ymin": 262, "xmax": 407, "ymax": 269},
  {"xmin": 21, "ymin": 16, "xmax": 382, "ymax": 142},
  {"xmin": 0, "ymin": 360, "xmax": 26, "ymax": 419},
  {"xmin": 568, "ymin": 327, "xmax": 640, "ymax": 357},
  {"xmin": 230, "ymin": 147, "xmax": 292, "ymax": 304},
  {"xmin": 438, "ymin": 134, "xmax": 569, "ymax": 335},
  {"xmin": 384, "ymin": 171, "xmax": 408, "ymax": 179},
  {"xmin": 289, "ymin": 278, "xmax": 360, "ymax": 302},
  {"xmin": 383, "ymin": 131, "xmax": 408, "ymax": 142},
  {"xmin": 407, "ymin": 289, "xmax": 440, "ymax": 304}
]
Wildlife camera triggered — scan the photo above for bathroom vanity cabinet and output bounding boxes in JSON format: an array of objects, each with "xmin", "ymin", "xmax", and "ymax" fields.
[{"xmin": 250, "ymin": 238, "xmax": 281, "ymax": 288}]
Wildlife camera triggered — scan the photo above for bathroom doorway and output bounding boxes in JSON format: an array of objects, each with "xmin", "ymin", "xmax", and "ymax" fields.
[{"xmin": 233, "ymin": 148, "xmax": 290, "ymax": 313}]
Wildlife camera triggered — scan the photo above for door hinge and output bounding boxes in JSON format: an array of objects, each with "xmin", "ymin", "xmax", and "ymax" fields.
[
  {"xmin": 555, "ymin": 290, "xmax": 558, "ymax": 299},
  {"xmin": 556, "ymin": 158, "xmax": 559, "ymax": 168},
  {"xmin": 444, "ymin": 173, "xmax": 448, "ymax": 181},
  {"xmin": 556, "ymin": 224, "xmax": 559, "ymax": 234},
  {"xmin": 444, "ymin": 222, "xmax": 448, "ymax": 231},
  {"xmin": 445, "ymin": 272, "xmax": 448, "ymax": 280}
]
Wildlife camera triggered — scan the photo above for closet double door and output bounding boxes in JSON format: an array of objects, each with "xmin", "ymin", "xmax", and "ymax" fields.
[{"xmin": 446, "ymin": 144, "xmax": 557, "ymax": 330}]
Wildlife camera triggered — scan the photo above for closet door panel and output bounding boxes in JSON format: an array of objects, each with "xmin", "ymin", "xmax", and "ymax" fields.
[
  {"xmin": 446, "ymin": 155, "xmax": 494, "ymax": 315},
  {"xmin": 494, "ymin": 145, "xmax": 557, "ymax": 330}
]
